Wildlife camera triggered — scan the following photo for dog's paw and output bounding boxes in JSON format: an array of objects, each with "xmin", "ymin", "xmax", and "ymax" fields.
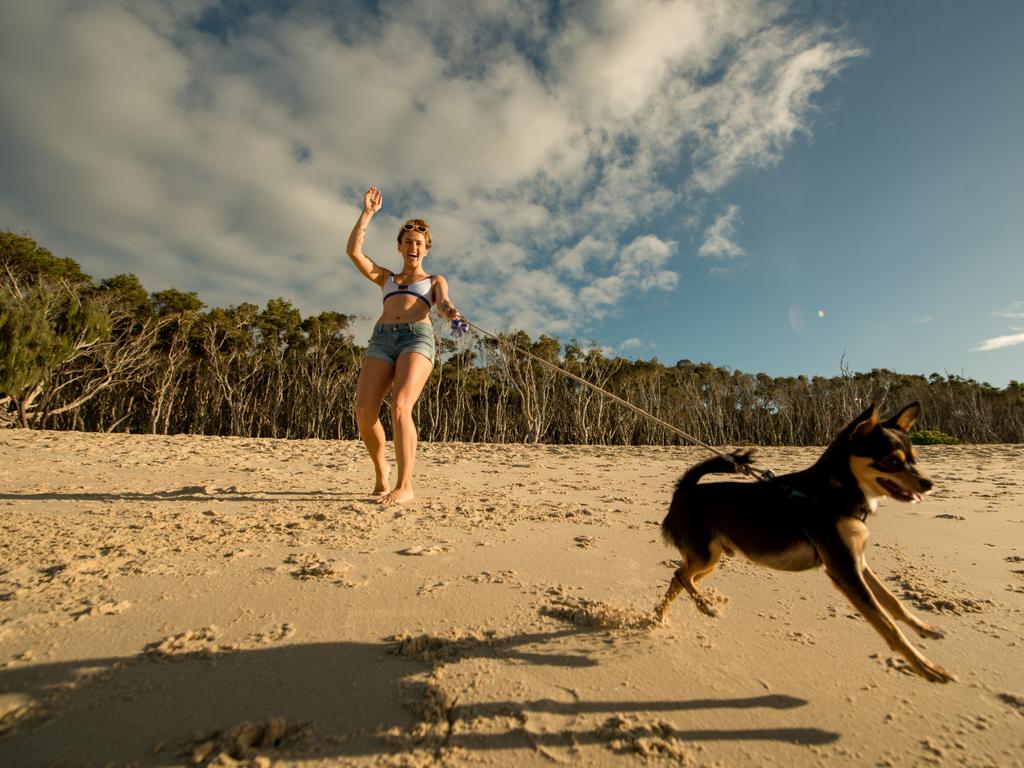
[
  {"xmin": 695, "ymin": 600, "xmax": 720, "ymax": 618},
  {"xmin": 917, "ymin": 659, "xmax": 957, "ymax": 684},
  {"xmin": 916, "ymin": 624, "xmax": 945, "ymax": 640}
]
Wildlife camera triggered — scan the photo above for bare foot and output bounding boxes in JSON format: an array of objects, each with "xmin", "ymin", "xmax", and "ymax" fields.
[
  {"xmin": 378, "ymin": 487, "xmax": 415, "ymax": 506},
  {"xmin": 372, "ymin": 468, "xmax": 390, "ymax": 497}
]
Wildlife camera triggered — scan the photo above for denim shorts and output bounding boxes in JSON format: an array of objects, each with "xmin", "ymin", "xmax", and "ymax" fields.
[{"xmin": 365, "ymin": 322, "xmax": 435, "ymax": 365}]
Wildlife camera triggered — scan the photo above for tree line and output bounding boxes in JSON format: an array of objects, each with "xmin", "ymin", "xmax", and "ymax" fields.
[{"xmin": 3, "ymin": 231, "xmax": 1022, "ymax": 444}]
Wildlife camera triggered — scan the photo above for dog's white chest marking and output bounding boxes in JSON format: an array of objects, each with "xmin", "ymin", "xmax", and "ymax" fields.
[{"xmin": 860, "ymin": 491, "xmax": 880, "ymax": 514}]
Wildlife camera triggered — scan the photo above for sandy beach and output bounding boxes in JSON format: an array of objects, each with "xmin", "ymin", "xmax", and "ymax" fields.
[{"xmin": 0, "ymin": 429, "xmax": 1022, "ymax": 767}]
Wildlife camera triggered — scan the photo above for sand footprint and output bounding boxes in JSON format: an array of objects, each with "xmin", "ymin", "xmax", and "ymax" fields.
[{"xmin": 397, "ymin": 545, "xmax": 451, "ymax": 556}]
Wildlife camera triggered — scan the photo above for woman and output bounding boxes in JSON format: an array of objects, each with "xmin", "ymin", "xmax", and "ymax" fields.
[{"xmin": 346, "ymin": 186, "xmax": 460, "ymax": 505}]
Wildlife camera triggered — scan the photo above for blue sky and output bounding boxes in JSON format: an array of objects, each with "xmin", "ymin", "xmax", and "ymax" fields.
[{"xmin": 2, "ymin": 0, "xmax": 1021, "ymax": 387}]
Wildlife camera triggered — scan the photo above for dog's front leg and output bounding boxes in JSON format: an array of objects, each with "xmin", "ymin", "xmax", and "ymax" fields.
[
  {"xmin": 817, "ymin": 522, "xmax": 955, "ymax": 683},
  {"xmin": 862, "ymin": 564, "xmax": 945, "ymax": 639}
]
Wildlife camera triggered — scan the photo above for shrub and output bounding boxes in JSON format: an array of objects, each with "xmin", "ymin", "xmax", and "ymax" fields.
[{"xmin": 910, "ymin": 429, "xmax": 959, "ymax": 445}]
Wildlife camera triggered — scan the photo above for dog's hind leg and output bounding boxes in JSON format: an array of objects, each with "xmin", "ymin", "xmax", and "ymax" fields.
[
  {"xmin": 655, "ymin": 544, "xmax": 723, "ymax": 621},
  {"xmin": 863, "ymin": 564, "xmax": 944, "ymax": 639},
  {"xmin": 682, "ymin": 555, "xmax": 724, "ymax": 617},
  {"xmin": 654, "ymin": 570, "xmax": 688, "ymax": 622}
]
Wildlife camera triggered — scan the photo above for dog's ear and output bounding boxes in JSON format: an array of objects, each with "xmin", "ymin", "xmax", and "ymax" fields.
[
  {"xmin": 848, "ymin": 403, "xmax": 879, "ymax": 440},
  {"xmin": 886, "ymin": 402, "xmax": 921, "ymax": 433}
]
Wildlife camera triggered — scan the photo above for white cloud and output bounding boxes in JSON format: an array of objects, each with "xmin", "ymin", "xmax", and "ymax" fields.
[
  {"xmin": 618, "ymin": 337, "xmax": 659, "ymax": 358},
  {"xmin": 971, "ymin": 302, "xmax": 1024, "ymax": 354},
  {"xmin": 0, "ymin": 0, "xmax": 863, "ymax": 342},
  {"xmin": 699, "ymin": 205, "xmax": 746, "ymax": 259},
  {"xmin": 995, "ymin": 301, "xmax": 1024, "ymax": 320},
  {"xmin": 788, "ymin": 304, "xmax": 806, "ymax": 334},
  {"xmin": 553, "ymin": 236, "xmax": 615, "ymax": 280},
  {"xmin": 972, "ymin": 332, "xmax": 1024, "ymax": 352},
  {"xmin": 686, "ymin": 36, "xmax": 867, "ymax": 192}
]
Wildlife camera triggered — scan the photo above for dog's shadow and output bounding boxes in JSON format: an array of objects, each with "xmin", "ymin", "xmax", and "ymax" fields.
[
  {"xmin": 0, "ymin": 627, "xmax": 839, "ymax": 765},
  {"xmin": 0, "ymin": 488, "xmax": 367, "ymax": 504}
]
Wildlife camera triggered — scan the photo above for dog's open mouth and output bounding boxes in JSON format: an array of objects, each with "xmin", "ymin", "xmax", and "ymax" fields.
[{"xmin": 877, "ymin": 477, "xmax": 922, "ymax": 502}]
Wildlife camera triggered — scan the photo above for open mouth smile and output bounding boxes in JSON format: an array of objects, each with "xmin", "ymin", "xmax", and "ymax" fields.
[{"xmin": 877, "ymin": 477, "xmax": 922, "ymax": 503}]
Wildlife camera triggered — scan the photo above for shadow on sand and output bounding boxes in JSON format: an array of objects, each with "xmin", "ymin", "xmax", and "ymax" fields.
[
  {"xmin": 0, "ymin": 488, "xmax": 366, "ymax": 504},
  {"xmin": 0, "ymin": 627, "xmax": 840, "ymax": 765}
]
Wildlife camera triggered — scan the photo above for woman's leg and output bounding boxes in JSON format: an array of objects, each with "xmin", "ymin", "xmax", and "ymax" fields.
[
  {"xmin": 354, "ymin": 357, "xmax": 395, "ymax": 496},
  {"xmin": 379, "ymin": 351, "xmax": 433, "ymax": 505}
]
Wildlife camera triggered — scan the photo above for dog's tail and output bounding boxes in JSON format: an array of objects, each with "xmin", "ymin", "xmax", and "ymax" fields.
[
  {"xmin": 676, "ymin": 448, "xmax": 756, "ymax": 489},
  {"xmin": 661, "ymin": 448, "xmax": 756, "ymax": 546}
]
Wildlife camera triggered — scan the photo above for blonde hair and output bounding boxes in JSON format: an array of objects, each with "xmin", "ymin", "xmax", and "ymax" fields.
[{"xmin": 397, "ymin": 219, "xmax": 432, "ymax": 250}]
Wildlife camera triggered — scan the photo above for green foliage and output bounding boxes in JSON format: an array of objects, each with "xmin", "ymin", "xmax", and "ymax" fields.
[
  {"xmin": 1, "ymin": 232, "xmax": 111, "ymax": 402},
  {"xmin": 152, "ymin": 288, "xmax": 204, "ymax": 316},
  {"xmin": 1, "ymin": 230, "xmax": 91, "ymax": 286},
  {"xmin": 0, "ymin": 287, "xmax": 110, "ymax": 390},
  {"xmin": 3, "ymin": 229, "xmax": 1023, "ymax": 443},
  {"xmin": 96, "ymin": 273, "xmax": 151, "ymax": 318},
  {"xmin": 910, "ymin": 429, "xmax": 960, "ymax": 445},
  {"xmin": 257, "ymin": 297, "xmax": 303, "ymax": 351},
  {"xmin": 0, "ymin": 289, "xmax": 54, "ymax": 393},
  {"xmin": 301, "ymin": 311, "xmax": 353, "ymax": 344}
]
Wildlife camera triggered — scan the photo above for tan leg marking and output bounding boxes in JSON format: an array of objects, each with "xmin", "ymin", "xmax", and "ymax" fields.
[
  {"xmin": 655, "ymin": 544, "xmax": 723, "ymax": 621},
  {"xmin": 827, "ymin": 519, "xmax": 954, "ymax": 683},
  {"xmin": 863, "ymin": 565, "xmax": 944, "ymax": 639}
]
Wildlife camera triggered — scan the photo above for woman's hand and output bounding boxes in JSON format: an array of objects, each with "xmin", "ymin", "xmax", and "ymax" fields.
[
  {"xmin": 347, "ymin": 186, "xmax": 386, "ymax": 283},
  {"xmin": 441, "ymin": 300, "xmax": 460, "ymax": 322},
  {"xmin": 363, "ymin": 186, "xmax": 382, "ymax": 215}
]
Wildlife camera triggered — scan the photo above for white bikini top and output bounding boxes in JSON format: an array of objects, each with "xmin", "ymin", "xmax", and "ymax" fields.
[{"xmin": 382, "ymin": 273, "xmax": 433, "ymax": 308}]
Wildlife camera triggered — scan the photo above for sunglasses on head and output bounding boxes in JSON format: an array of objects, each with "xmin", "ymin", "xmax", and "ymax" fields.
[{"xmin": 403, "ymin": 222, "xmax": 429, "ymax": 232}]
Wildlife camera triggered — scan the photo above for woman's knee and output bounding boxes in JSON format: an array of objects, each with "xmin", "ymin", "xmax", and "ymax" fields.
[
  {"xmin": 354, "ymin": 400, "xmax": 382, "ymax": 424},
  {"xmin": 392, "ymin": 404, "xmax": 415, "ymax": 422},
  {"xmin": 391, "ymin": 398, "xmax": 418, "ymax": 423}
]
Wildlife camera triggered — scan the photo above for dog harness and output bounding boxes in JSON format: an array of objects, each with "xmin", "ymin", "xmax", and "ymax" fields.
[{"xmin": 383, "ymin": 274, "xmax": 433, "ymax": 308}]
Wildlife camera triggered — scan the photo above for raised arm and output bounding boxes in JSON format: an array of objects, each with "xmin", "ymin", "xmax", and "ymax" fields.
[{"xmin": 346, "ymin": 186, "xmax": 389, "ymax": 285}]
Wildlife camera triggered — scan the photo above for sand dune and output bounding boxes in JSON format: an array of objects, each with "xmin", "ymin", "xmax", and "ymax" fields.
[{"xmin": 1, "ymin": 430, "xmax": 1022, "ymax": 766}]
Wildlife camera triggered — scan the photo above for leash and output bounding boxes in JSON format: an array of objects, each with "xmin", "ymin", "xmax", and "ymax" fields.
[{"xmin": 449, "ymin": 318, "xmax": 774, "ymax": 482}]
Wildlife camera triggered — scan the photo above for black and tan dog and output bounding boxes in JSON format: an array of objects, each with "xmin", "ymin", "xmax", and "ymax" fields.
[{"xmin": 656, "ymin": 402, "xmax": 954, "ymax": 683}]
